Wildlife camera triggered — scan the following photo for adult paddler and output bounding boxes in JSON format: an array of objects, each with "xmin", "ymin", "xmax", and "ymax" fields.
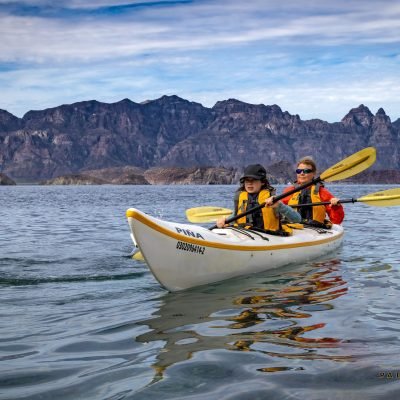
[{"xmin": 282, "ymin": 156, "xmax": 344, "ymax": 227}]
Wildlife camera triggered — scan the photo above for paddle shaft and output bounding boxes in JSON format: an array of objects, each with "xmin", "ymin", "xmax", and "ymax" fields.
[
  {"xmin": 293, "ymin": 198, "xmax": 356, "ymax": 207},
  {"xmin": 209, "ymin": 176, "xmax": 323, "ymax": 229}
]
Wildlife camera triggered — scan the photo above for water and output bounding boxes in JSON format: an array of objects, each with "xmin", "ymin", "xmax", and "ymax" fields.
[{"xmin": 1, "ymin": 184, "xmax": 400, "ymax": 400}]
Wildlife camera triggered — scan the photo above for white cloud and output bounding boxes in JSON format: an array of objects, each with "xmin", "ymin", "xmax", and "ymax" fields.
[
  {"xmin": 0, "ymin": 0, "xmax": 399, "ymax": 121},
  {"xmin": 1, "ymin": 0, "xmax": 400, "ymax": 63}
]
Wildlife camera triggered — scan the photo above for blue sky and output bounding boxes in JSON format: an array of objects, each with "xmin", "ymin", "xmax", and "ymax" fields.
[{"xmin": 1, "ymin": 0, "xmax": 399, "ymax": 121}]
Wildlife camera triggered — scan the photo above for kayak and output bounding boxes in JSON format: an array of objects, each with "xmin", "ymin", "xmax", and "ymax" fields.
[{"xmin": 126, "ymin": 208, "xmax": 344, "ymax": 292}]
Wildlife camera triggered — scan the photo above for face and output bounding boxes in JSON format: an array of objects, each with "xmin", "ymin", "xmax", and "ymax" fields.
[
  {"xmin": 296, "ymin": 163, "xmax": 315, "ymax": 184},
  {"xmin": 244, "ymin": 178, "xmax": 263, "ymax": 193}
]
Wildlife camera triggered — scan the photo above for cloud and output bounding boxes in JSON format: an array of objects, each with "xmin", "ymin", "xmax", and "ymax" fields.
[
  {"xmin": 1, "ymin": 0, "xmax": 400, "ymax": 63},
  {"xmin": 1, "ymin": 0, "xmax": 399, "ymax": 121}
]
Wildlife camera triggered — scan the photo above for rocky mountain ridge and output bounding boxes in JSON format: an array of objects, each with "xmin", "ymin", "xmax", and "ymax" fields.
[
  {"xmin": 39, "ymin": 162, "xmax": 293, "ymax": 185},
  {"xmin": 0, "ymin": 96, "xmax": 399, "ymax": 181}
]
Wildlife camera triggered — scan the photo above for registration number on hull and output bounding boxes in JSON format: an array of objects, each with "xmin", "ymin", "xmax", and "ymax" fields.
[{"xmin": 176, "ymin": 241, "xmax": 205, "ymax": 255}]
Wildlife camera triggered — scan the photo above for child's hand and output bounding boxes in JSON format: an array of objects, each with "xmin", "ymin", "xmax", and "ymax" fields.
[
  {"xmin": 216, "ymin": 217, "xmax": 227, "ymax": 228},
  {"xmin": 265, "ymin": 196, "xmax": 279, "ymax": 209}
]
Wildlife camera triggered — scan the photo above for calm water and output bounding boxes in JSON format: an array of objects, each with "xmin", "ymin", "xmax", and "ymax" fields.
[{"xmin": 1, "ymin": 184, "xmax": 400, "ymax": 400}]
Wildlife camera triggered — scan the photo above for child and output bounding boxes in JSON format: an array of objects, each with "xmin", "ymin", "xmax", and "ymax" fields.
[{"xmin": 216, "ymin": 164, "xmax": 301, "ymax": 231}]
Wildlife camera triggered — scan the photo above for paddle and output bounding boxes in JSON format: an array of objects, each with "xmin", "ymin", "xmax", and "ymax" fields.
[
  {"xmin": 186, "ymin": 188, "xmax": 400, "ymax": 224},
  {"xmin": 208, "ymin": 147, "xmax": 376, "ymax": 229},
  {"xmin": 185, "ymin": 206, "xmax": 233, "ymax": 223},
  {"xmin": 294, "ymin": 188, "xmax": 400, "ymax": 208},
  {"xmin": 132, "ymin": 250, "xmax": 144, "ymax": 261}
]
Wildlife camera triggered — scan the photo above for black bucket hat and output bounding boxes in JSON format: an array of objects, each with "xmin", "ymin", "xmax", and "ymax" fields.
[{"xmin": 240, "ymin": 164, "xmax": 267, "ymax": 182}]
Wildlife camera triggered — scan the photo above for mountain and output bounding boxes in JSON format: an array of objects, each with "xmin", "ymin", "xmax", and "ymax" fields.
[
  {"xmin": 0, "ymin": 109, "xmax": 22, "ymax": 132},
  {"xmin": 0, "ymin": 96, "xmax": 399, "ymax": 181}
]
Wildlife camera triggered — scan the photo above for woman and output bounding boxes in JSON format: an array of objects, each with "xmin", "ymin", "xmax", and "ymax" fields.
[
  {"xmin": 216, "ymin": 164, "xmax": 301, "ymax": 232},
  {"xmin": 282, "ymin": 156, "xmax": 344, "ymax": 226}
]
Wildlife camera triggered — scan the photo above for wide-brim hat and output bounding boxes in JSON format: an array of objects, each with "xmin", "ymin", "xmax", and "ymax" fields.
[{"xmin": 240, "ymin": 164, "xmax": 267, "ymax": 182}]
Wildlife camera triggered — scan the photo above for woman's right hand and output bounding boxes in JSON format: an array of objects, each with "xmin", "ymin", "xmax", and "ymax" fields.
[
  {"xmin": 216, "ymin": 217, "xmax": 226, "ymax": 228},
  {"xmin": 330, "ymin": 197, "xmax": 340, "ymax": 206}
]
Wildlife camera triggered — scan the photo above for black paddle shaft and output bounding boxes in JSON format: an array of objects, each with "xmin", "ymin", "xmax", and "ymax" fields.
[
  {"xmin": 209, "ymin": 176, "xmax": 323, "ymax": 230},
  {"xmin": 293, "ymin": 198, "xmax": 357, "ymax": 207}
]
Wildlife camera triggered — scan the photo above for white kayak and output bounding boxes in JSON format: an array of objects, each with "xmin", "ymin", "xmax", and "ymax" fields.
[{"xmin": 126, "ymin": 208, "xmax": 344, "ymax": 292}]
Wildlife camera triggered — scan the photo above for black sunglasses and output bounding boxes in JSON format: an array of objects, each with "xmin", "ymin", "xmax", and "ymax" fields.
[{"xmin": 296, "ymin": 168, "xmax": 313, "ymax": 174}]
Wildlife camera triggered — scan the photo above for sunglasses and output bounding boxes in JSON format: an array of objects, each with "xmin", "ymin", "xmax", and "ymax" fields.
[{"xmin": 296, "ymin": 168, "xmax": 313, "ymax": 174}]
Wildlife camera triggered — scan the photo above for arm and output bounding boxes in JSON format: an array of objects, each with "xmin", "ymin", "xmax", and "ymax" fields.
[
  {"xmin": 276, "ymin": 202, "xmax": 302, "ymax": 223},
  {"xmin": 265, "ymin": 196, "xmax": 302, "ymax": 223},
  {"xmin": 319, "ymin": 187, "xmax": 345, "ymax": 224},
  {"xmin": 216, "ymin": 192, "xmax": 239, "ymax": 228}
]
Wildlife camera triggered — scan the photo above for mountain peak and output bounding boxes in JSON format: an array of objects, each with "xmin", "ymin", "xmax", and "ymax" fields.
[
  {"xmin": 142, "ymin": 95, "xmax": 204, "ymax": 108},
  {"xmin": 115, "ymin": 98, "xmax": 135, "ymax": 105},
  {"xmin": 341, "ymin": 104, "xmax": 374, "ymax": 127},
  {"xmin": 345, "ymin": 104, "xmax": 373, "ymax": 117},
  {"xmin": 154, "ymin": 95, "xmax": 188, "ymax": 104},
  {"xmin": 0, "ymin": 109, "xmax": 22, "ymax": 131},
  {"xmin": 373, "ymin": 107, "xmax": 391, "ymax": 125}
]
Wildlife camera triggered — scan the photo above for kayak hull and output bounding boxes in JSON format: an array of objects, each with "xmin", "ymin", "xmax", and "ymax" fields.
[{"xmin": 126, "ymin": 208, "xmax": 344, "ymax": 291}]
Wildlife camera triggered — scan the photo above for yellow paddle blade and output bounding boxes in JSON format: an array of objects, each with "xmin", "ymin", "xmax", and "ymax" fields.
[
  {"xmin": 320, "ymin": 147, "xmax": 376, "ymax": 182},
  {"xmin": 132, "ymin": 251, "xmax": 144, "ymax": 261},
  {"xmin": 186, "ymin": 206, "xmax": 233, "ymax": 223},
  {"xmin": 358, "ymin": 188, "xmax": 400, "ymax": 207}
]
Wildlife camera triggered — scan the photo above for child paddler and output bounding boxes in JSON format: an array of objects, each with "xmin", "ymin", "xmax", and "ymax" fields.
[{"xmin": 216, "ymin": 164, "xmax": 301, "ymax": 233}]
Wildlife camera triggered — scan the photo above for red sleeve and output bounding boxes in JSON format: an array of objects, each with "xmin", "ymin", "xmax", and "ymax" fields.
[
  {"xmin": 281, "ymin": 186, "xmax": 295, "ymax": 205},
  {"xmin": 319, "ymin": 187, "xmax": 345, "ymax": 224}
]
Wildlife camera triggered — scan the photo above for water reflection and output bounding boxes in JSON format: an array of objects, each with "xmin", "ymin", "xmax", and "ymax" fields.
[{"xmin": 137, "ymin": 259, "xmax": 353, "ymax": 382}]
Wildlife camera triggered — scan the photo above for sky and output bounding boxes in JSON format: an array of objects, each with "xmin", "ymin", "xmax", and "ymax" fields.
[{"xmin": 1, "ymin": 0, "xmax": 400, "ymax": 122}]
